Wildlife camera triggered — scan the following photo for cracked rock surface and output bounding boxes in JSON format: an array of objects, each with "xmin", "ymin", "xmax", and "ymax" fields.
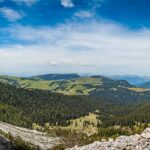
[{"xmin": 67, "ymin": 128, "xmax": 150, "ymax": 150}]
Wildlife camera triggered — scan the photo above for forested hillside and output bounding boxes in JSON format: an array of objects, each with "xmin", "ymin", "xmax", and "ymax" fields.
[
  {"xmin": 0, "ymin": 80, "xmax": 150, "ymax": 150},
  {"xmin": 0, "ymin": 82, "xmax": 96, "ymax": 128},
  {"xmin": 30, "ymin": 74, "xmax": 80, "ymax": 80},
  {"xmin": 0, "ymin": 75, "xmax": 132, "ymax": 94},
  {"xmin": 2, "ymin": 74, "xmax": 150, "ymax": 103},
  {"xmin": 0, "ymin": 82, "xmax": 150, "ymax": 132}
]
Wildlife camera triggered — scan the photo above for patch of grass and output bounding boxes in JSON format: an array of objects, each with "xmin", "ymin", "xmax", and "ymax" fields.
[
  {"xmin": 44, "ymin": 113, "xmax": 100, "ymax": 136},
  {"xmin": 0, "ymin": 76, "xmax": 103, "ymax": 95},
  {"xmin": 128, "ymin": 87, "xmax": 150, "ymax": 92}
]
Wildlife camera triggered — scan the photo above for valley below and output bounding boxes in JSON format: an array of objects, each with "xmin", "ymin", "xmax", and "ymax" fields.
[
  {"xmin": 0, "ymin": 74, "xmax": 150, "ymax": 149},
  {"xmin": 1, "ymin": 0, "xmax": 150, "ymax": 149}
]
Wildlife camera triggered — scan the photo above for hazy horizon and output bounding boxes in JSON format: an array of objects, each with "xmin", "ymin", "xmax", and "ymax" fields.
[
  {"xmin": 1, "ymin": 0, "xmax": 150, "ymax": 76},
  {"xmin": 2, "ymin": 72, "xmax": 150, "ymax": 78}
]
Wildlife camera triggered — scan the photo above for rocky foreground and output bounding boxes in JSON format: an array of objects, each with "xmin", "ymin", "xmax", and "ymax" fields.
[
  {"xmin": 0, "ymin": 135, "xmax": 15, "ymax": 150},
  {"xmin": 67, "ymin": 128, "xmax": 150, "ymax": 150},
  {"xmin": 0, "ymin": 121, "xmax": 60, "ymax": 150},
  {"xmin": 0, "ymin": 121, "xmax": 150, "ymax": 150}
]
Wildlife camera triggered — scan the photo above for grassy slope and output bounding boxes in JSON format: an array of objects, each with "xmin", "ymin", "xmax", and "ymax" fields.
[
  {"xmin": 128, "ymin": 87, "xmax": 150, "ymax": 92},
  {"xmin": 67, "ymin": 113, "xmax": 99, "ymax": 135},
  {"xmin": 2, "ymin": 75, "xmax": 150, "ymax": 104},
  {"xmin": 1, "ymin": 76, "xmax": 150, "ymax": 138},
  {"xmin": 0, "ymin": 82, "xmax": 96, "ymax": 128},
  {"xmin": 33, "ymin": 113, "xmax": 99, "ymax": 136},
  {"xmin": 0, "ymin": 75, "xmax": 133, "ymax": 95}
]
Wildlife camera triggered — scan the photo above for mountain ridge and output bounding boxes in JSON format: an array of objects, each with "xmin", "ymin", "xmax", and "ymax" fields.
[
  {"xmin": 0, "ymin": 74, "xmax": 134, "ymax": 97},
  {"xmin": 30, "ymin": 74, "xmax": 80, "ymax": 81},
  {"xmin": 0, "ymin": 79, "xmax": 150, "ymax": 149},
  {"xmin": 111, "ymin": 75, "xmax": 150, "ymax": 86}
]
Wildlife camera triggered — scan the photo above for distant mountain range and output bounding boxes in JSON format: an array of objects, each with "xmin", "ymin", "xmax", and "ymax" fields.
[
  {"xmin": 1, "ymin": 74, "xmax": 150, "ymax": 103},
  {"xmin": 30, "ymin": 73, "xmax": 80, "ymax": 81},
  {"xmin": 29, "ymin": 74, "xmax": 150, "ymax": 89},
  {"xmin": 0, "ymin": 74, "xmax": 133, "ymax": 94},
  {"xmin": 110, "ymin": 75, "xmax": 150, "ymax": 86},
  {"xmin": 2, "ymin": 73, "xmax": 150, "ymax": 87}
]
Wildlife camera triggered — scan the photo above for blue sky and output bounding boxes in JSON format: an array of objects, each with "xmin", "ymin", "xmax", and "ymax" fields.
[{"xmin": 1, "ymin": 0, "xmax": 150, "ymax": 76}]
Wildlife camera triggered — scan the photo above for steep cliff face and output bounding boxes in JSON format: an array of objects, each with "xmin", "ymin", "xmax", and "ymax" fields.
[
  {"xmin": 67, "ymin": 128, "xmax": 150, "ymax": 150},
  {"xmin": 0, "ymin": 135, "xmax": 15, "ymax": 150}
]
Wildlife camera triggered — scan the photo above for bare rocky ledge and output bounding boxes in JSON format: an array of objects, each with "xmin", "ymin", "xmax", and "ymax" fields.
[
  {"xmin": 0, "ymin": 121, "xmax": 60, "ymax": 150},
  {"xmin": 0, "ymin": 134, "xmax": 15, "ymax": 150},
  {"xmin": 67, "ymin": 128, "xmax": 150, "ymax": 150},
  {"xmin": 1, "ymin": 121, "xmax": 150, "ymax": 150}
]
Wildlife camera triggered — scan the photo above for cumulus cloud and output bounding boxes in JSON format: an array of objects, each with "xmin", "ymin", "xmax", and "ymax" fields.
[
  {"xmin": 1, "ymin": 21, "xmax": 150, "ymax": 76},
  {"xmin": 0, "ymin": 7, "xmax": 23, "ymax": 21},
  {"xmin": 61, "ymin": 0, "xmax": 74, "ymax": 8}
]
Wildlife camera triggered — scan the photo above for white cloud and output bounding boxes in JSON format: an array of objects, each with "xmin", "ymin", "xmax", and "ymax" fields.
[
  {"xmin": 0, "ymin": 7, "xmax": 23, "ymax": 21},
  {"xmin": 1, "ymin": 21, "xmax": 150, "ymax": 76},
  {"xmin": 74, "ymin": 11, "xmax": 93, "ymax": 18},
  {"xmin": 11, "ymin": 0, "xmax": 38, "ymax": 6},
  {"xmin": 87, "ymin": 0, "xmax": 103, "ymax": 10},
  {"xmin": 61, "ymin": 0, "xmax": 74, "ymax": 8}
]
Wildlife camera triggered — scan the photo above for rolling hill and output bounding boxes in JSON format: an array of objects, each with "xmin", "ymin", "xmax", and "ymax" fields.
[
  {"xmin": 0, "ymin": 79, "xmax": 150, "ymax": 148},
  {"xmin": 30, "ymin": 73, "xmax": 80, "ymax": 81},
  {"xmin": 0, "ymin": 74, "xmax": 133, "ymax": 95},
  {"xmin": 0, "ymin": 81, "xmax": 150, "ymax": 133},
  {"xmin": 111, "ymin": 75, "xmax": 150, "ymax": 86},
  {"xmin": 0, "ymin": 82, "xmax": 96, "ymax": 128},
  {"xmin": 1, "ymin": 74, "xmax": 150, "ymax": 103},
  {"xmin": 0, "ymin": 74, "xmax": 149, "ymax": 105}
]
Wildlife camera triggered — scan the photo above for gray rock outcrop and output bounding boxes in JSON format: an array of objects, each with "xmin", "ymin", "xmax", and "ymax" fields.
[
  {"xmin": 67, "ymin": 128, "xmax": 150, "ymax": 150},
  {"xmin": 0, "ymin": 121, "xmax": 60, "ymax": 150},
  {"xmin": 0, "ymin": 135, "xmax": 15, "ymax": 150}
]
